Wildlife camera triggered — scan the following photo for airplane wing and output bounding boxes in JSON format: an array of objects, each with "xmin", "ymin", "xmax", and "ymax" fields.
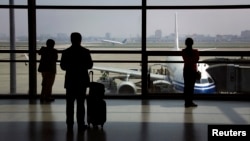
[
  {"xmin": 199, "ymin": 48, "xmax": 217, "ymax": 51},
  {"xmin": 23, "ymin": 53, "xmax": 169, "ymax": 83},
  {"xmin": 102, "ymin": 39, "xmax": 127, "ymax": 45},
  {"xmin": 92, "ymin": 66, "xmax": 169, "ymax": 81}
]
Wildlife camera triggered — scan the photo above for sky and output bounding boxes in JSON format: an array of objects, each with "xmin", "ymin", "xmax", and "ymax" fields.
[{"xmin": 1, "ymin": 0, "xmax": 250, "ymax": 38}]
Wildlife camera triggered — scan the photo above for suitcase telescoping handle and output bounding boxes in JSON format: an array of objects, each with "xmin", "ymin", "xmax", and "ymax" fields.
[{"xmin": 89, "ymin": 70, "xmax": 94, "ymax": 82}]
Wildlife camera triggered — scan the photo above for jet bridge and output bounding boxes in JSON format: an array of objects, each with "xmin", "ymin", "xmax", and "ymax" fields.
[{"xmin": 206, "ymin": 64, "xmax": 250, "ymax": 94}]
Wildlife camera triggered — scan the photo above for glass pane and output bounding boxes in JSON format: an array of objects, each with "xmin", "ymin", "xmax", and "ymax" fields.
[
  {"xmin": 147, "ymin": 9, "xmax": 250, "ymax": 95},
  {"xmin": 148, "ymin": 53, "xmax": 250, "ymax": 95},
  {"xmin": 0, "ymin": 60, "xmax": 29, "ymax": 94},
  {"xmin": 40, "ymin": 62, "xmax": 142, "ymax": 95},
  {"xmin": 0, "ymin": 0, "xmax": 8, "ymax": 5},
  {"xmin": 0, "ymin": 9, "xmax": 28, "ymax": 49},
  {"xmin": 36, "ymin": 46, "xmax": 141, "ymax": 95},
  {"xmin": 16, "ymin": 62, "xmax": 29, "ymax": 94},
  {"xmin": 37, "ymin": 64, "xmax": 65, "ymax": 95},
  {"xmin": 148, "ymin": 0, "xmax": 250, "ymax": 6},
  {"xmin": 36, "ymin": 0, "xmax": 141, "ymax": 6},
  {"xmin": 203, "ymin": 56, "xmax": 250, "ymax": 94},
  {"xmin": 37, "ymin": 10, "xmax": 141, "ymax": 95},
  {"xmin": 0, "ymin": 0, "xmax": 27, "ymax": 5},
  {"xmin": 0, "ymin": 62, "xmax": 10, "ymax": 94},
  {"xmin": 147, "ymin": 9, "xmax": 250, "ymax": 51},
  {"xmin": 0, "ymin": 9, "xmax": 9, "ymax": 42},
  {"xmin": 37, "ymin": 10, "xmax": 141, "ymax": 50},
  {"xmin": 15, "ymin": 9, "xmax": 28, "ymax": 45},
  {"xmin": 15, "ymin": 0, "xmax": 27, "ymax": 5}
]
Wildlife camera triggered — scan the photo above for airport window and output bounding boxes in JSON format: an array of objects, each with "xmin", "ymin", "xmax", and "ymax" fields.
[
  {"xmin": 0, "ymin": 1, "xmax": 250, "ymax": 98},
  {"xmin": 0, "ymin": 9, "xmax": 28, "ymax": 49},
  {"xmin": 36, "ymin": 10, "xmax": 141, "ymax": 51},
  {"xmin": 147, "ymin": 8, "xmax": 250, "ymax": 95},
  {"xmin": 0, "ymin": 7, "xmax": 29, "ymax": 94},
  {"xmin": 147, "ymin": 9, "xmax": 250, "ymax": 51},
  {"xmin": 36, "ymin": 9, "xmax": 142, "ymax": 95}
]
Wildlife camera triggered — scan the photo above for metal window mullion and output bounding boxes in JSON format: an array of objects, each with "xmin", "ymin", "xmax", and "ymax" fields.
[
  {"xmin": 28, "ymin": 0, "xmax": 37, "ymax": 98},
  {"xmin": 9, "ymin": 0, "xmax": 16, "ymax": 94},
  {"xmin": 141, "ymin": 0, "xmax": 147, "ymax": 97}
]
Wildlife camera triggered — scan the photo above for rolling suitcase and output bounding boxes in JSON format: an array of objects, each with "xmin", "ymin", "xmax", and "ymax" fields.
[
  {"xmin": 87, "ymin": 71, "xmax": 106, "ymax": 128},
  {"xmin": 87, "ymin": 98, "xmax": 106, "ymax": 128},
  {"xmin": 88, "ymin": 71, "xmax": 105, "ymax": 98}
]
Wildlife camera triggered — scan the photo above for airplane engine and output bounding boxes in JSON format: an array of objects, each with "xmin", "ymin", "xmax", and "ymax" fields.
[{"xmin": 117, "ymin": 81, "xmax": 137, "ymax": 95}]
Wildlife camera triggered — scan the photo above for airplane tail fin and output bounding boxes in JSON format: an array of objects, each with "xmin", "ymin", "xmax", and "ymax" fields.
[
  {"xmin": 175, "ymin": 13, "xmax": 180, "ymax": 51},
  {"xmin": 122, "ymin": 39, "xmax": 127, "ymax": 44},
  {"xmin": 24, "ymin": 53, "xmax": 29, "ymax": 60}
]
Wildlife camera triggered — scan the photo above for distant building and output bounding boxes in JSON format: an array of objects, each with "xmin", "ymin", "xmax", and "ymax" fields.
[
  {"xmin": 241, "ymin": 30, "xmax": 250, "ymax": 41},
  {"xmin": 105, "ymin": 32, "xmax": 111, "ymax": 39},
  {"xmin": 155, "ymin": 30, "xmax": 162, "ymax": 39},
  {"xmin": 57, "ymin": 33, "xmax": 69, "ymax": 42}
]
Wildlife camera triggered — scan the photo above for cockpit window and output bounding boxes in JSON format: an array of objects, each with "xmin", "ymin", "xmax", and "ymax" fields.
[
  {"xmin": 196, "ymin": 78, "xmax": 214, "ymax": 84},
  {"xmin": 201, "ymin": 79, "xmax": 208, "ymax": 83}
]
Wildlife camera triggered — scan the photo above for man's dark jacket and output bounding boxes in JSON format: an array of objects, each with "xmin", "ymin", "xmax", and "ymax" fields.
[{"xmin": 60, "ymin": 45, "xmax": 93, "ymax": 89}]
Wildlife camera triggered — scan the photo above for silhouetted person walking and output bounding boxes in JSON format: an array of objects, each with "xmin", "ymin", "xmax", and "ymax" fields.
[
  {"xmin": 38, "ymin": 39, "xmax": 58, "ymax": 102},
  {"xmin": 182, "ymin": 38, "xmax": 199, "ymax": 107},
  {"xmin": 60, "ymin": 32, "xmax": 93, "ymax": 131}
]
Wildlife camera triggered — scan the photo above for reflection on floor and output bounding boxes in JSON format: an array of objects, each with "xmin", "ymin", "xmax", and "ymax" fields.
[{"xmin": 0, "ymin": 99, "xmax": 249, "ymax": 141}]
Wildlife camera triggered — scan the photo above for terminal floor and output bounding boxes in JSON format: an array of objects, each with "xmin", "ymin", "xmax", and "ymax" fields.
[{"xmin": 0, "ymin": 99, "xmax": 249, "ymax": 141}]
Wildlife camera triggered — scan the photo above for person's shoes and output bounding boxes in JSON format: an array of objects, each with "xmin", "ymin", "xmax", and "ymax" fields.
[
  {"xmin": 185, "ymin": 103, "xmax": 198, "ymax": 108},
  {"xmin": 40, "ymin": 98, "xmax": 46, "ymax": 103},
  {"xmin": 40, "ymin": 98, "xmax": 54, "ymax": 103},
  {"xmin": 78, "ymin": 125, "xmax": 88, "ymax": 131}
]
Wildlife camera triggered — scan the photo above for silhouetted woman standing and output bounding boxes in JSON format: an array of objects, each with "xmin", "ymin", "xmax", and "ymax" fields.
[
  {"xmin": 38, "ymin": 39, "xmax": 58, "ymax": 102},
  {"xmin": 182, "ymin": 38, "xmax": 199, "ymax": 107}
]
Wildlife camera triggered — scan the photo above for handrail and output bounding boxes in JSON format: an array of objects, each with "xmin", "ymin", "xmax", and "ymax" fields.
[
  {"xmin": 1, "ymin": 50, "xmax": 250, "ymax": 64},
  {"xmin": 1, "ymin": 5, "xmax": 250, "ymax": 9},
  {"xmin": 1, "ymin": 50, "xmax": 250, "ymax": 56}
]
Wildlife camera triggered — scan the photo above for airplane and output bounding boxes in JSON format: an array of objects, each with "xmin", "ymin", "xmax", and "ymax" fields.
[
  {"xmin": 91, "ymin": 13, "xmax": 216, "ymax": 94},
  {"xmin": 23, "ymin": 14, "xmax": 216, "ymax": 95},
  {"xmin": 101, "ymin": 38, "xmax": 127, "ymax": 45}
]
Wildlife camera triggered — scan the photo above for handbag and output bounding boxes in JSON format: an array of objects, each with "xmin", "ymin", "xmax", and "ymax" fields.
[{"xmin": 196, "ymin": 71, "xmax": 201, "ymax": 80}]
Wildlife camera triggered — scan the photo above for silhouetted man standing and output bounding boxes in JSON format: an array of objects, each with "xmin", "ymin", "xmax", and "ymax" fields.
[{"xmin": 60, "ymin": 32, "xmax": 93, "ymax": 131}]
